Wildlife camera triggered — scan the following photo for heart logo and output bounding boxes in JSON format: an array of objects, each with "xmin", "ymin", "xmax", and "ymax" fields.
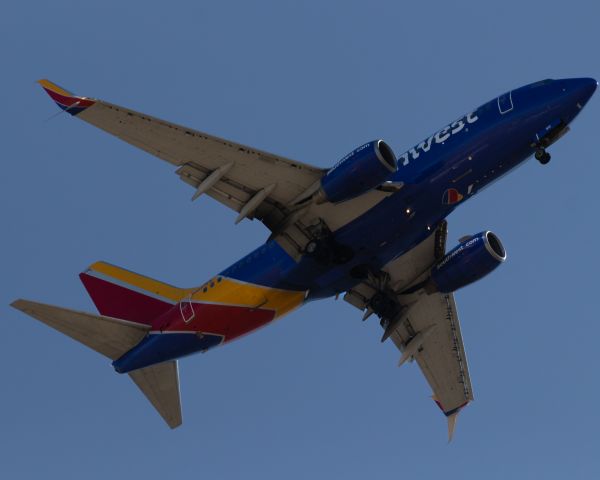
[{"xmin": 442, "ymin": 188, "xmax": 464, "ymax": 205}]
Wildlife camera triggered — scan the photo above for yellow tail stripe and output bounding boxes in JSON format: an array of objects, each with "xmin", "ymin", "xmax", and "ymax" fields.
[
  {"xmin": 87, "ymin": 262, "xmax": 306, "ymax": 317},
  {"xmin": 191, "ymin": 278, "xmax": 305, "ymax": 317},
  {"xmin": 88, "ymin": 262, "xmax": 189, "ymax": 302}
]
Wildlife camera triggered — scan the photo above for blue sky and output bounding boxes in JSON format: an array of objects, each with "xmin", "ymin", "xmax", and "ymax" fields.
[{"xmin": 2, "ymin": 1, "xmax": 599, "ymax": 478}]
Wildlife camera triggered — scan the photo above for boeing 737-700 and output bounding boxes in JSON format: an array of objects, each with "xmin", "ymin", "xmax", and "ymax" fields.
[{"xmin": 12, "ymin": 77, "xmax": 597, "ymax": 438}]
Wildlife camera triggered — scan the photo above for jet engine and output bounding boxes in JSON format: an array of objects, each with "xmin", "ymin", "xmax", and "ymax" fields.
[
  {"xmin": 430, "ymin": 231, "xmax": 506, "ymax": 293},
  {"xmin": 318, "ymin": 140, "xmax": 397, "ymax": 203}
]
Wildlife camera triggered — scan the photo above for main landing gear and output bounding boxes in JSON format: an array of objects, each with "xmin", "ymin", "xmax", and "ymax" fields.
[{"xmin": 535, "ymin": 148, "xmax": 551, "ymax": 165}]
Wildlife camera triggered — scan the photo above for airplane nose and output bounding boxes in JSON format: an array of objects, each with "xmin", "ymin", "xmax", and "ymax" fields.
[
  {"xmin": 578, "ymin": 77, "xmax": 597, "ymax": 102},
  {"xmin": 569, "ymin": 77, "xmax": 598, "ymax": 105}
]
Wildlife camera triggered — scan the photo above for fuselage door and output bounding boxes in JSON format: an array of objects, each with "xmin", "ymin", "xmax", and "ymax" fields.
[
  {"xmin": 179, "ymin": 296, "xmax": 195, "ymax": 324},
  {"xmin": 497, "ymin": 91, "xmax": 514, "ymax": 114}
]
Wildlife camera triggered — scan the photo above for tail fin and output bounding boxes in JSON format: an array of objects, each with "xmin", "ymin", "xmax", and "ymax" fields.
[
  {"xmin": 11, "ymin": 299, "xmax": 183, "ymax": 428},
  {"xmin": 80, "ymin": 261, "xmax": 189, "ymax": 325}
]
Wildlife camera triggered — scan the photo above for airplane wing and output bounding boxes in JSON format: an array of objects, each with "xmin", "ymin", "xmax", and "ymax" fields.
[
  {"xmin": 388, "ymin": 291, "xmax": 472, "ymax": 440},
  {"xmin": 344, "ymin": 222, "xmax": 473, "ymax": 439},
  {"xmin": 37, "ymin": 79, "xmax": 323, "ymax": 231}
]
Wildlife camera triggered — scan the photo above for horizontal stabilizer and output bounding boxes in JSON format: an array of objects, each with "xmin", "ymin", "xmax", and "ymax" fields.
[
  {"xmin": 129, "ymin": 360, "xmax": 182, "ymax": 429},
  {"xmin": 11, "ymin": 299, "xmax": 149, "ymax": 360}
]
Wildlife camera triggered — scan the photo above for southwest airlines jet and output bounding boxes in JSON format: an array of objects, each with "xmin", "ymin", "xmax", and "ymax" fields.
[{"xmin": 12, "ymin": 77, "xmax": 596, "ymax": 438}]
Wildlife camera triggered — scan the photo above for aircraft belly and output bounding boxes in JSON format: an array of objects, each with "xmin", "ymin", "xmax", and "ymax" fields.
[
  {"xmin": 289, "ymin": 137, "xmax": 537, "ymax": 297},
  {"xmin": 185, "ymin": 94, "xmax": 562, "ymax": 305}
]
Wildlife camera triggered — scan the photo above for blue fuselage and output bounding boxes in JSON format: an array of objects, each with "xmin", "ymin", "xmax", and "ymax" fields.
[{"xmin": 220, "ymin": 78, "xmax": 597, "ymax": 299}]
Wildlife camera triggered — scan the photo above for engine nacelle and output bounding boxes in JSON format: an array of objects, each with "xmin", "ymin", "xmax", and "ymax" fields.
[
  {"xmin": 318, "ymin": 140, "xmax": 397, "ymax": 203},
  {"xmin": 430, "ymin": 231, "xmax": 507, "ymax": 293}
]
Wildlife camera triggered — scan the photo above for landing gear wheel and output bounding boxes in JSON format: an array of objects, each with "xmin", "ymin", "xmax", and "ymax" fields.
[
  {"xmin": 535, "ymin": 149, "xmax": 551, "ymax": 165},
  {"xmin": 305, "ymin": 240, "xmax": 318, "ymax": 254}
]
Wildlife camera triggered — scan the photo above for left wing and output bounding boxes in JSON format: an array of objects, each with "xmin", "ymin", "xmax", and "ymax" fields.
[
  {"xmin": 344, "ymin": 222, "xmax": 473, "ymax": 439},
  {"xmin": 37, "ymin": 80, "xmax": 397, "ymax": 260},
  {"xmin": 38, "ymin": 79, "xmax": 323, "ymax": 231}
]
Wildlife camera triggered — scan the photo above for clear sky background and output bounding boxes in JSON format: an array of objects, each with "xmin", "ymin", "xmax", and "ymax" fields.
[{"xmin": 2, "ymin": 1, "xmax": 599, "ymax": 478}]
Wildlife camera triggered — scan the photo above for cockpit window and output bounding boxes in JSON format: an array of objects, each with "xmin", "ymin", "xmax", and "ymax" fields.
[{"xmin": 498, "ymin": 91, "xmax": 514, "ymax": 114}]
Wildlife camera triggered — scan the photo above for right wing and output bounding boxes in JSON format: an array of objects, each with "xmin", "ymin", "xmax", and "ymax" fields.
[
  {"xmin": 388, "ymin": 291, "xmax": 473, "ymax": 440},
  {"xmin": 344, "ymin": 222, "xmax": 473, "ymax": 439},
  {"xmin": 38, "ymin": 79, "xmax": 323, "ymax": 231}
]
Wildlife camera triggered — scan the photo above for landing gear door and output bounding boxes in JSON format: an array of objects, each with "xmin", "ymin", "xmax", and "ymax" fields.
[
  {"xmin": 497, "ymin": 91, "xmax": 514, "ymax": 114},
  {"xmin": 535, "ymin": 119, "xmax": 569, "ymax": 147},
  {"xmin": 179, "ymin": 295, "xmax": 195, "ymax": 323}
]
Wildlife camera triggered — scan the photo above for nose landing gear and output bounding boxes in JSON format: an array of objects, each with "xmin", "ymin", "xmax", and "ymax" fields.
[{"xmin": 535, "ymin": 148, "xmax": 551, "ymax": 165}]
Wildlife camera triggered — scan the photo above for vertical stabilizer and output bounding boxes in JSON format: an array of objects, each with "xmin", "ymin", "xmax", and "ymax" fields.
[{"xmin": 80, "ymin": 261, "xmax": 190, "ymax": 325}]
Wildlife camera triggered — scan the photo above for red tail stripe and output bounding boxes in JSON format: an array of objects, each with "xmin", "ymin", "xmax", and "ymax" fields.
[{"xmin": 80, "ymin": 272, "xmax": 173, "ymax": 325}]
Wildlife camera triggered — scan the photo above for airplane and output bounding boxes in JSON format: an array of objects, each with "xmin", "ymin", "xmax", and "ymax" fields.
[{"xmin": 12, "ymin": 77, "xmax": 596, "ymax": 439}]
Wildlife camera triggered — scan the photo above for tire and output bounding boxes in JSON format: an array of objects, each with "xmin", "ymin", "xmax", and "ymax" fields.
[
  {"xmin": 535, "ymin": 149, "xmax": 545, "ymax": 161},
  {"xmin": 305, "ymin": 240, "xmax": 318, "ymax": 254},
  {"xmin": 539, "ymin": 152, "xmax": 551, "ymax": 165}
]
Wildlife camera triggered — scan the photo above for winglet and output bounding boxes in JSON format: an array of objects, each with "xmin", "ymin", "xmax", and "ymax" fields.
[
  {"xmin": 37, "ymin": 79, "xmax": 95, "ymax": 115},
  {"xmin": 432, "ymin": 395, "xmax": 469, "ymax": 442},
  {"xmin": 447, "ymin": 412, "xmax": 459, "ymax": 442}
]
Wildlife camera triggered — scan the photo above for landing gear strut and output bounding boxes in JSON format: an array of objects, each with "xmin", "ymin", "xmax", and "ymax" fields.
[{"xmin": 535, "ymin": 148, "xmax": 551, "ymax": 165}]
